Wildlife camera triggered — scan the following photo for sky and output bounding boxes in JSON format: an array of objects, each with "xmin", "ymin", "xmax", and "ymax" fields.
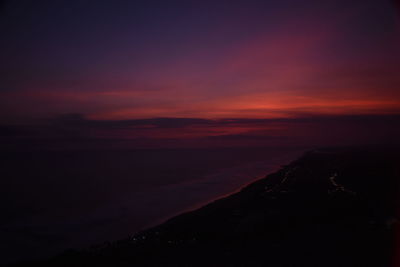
[
  {"xmin": 1, "ymin": 1, "xmax": 400, "ymax": 264},
  {"xmin": 0, "ymin": 0, "xmax": 399, "ymax": 146}
]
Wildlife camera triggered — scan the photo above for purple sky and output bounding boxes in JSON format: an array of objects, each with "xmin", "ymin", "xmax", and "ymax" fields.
[
  {"xmin": 1, "ymin": 0, "xmax": 399, "ymax": 122},
  {"xmin": 0, "ymin": 0, "xmax": 399, "ymax": 147}
]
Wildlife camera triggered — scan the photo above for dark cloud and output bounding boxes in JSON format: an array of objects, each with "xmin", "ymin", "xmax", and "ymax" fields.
[
  {"xmin": 51, "ymin": 114, "xmax": 211, "ymax": 128},
  {"xmin": 19, "ymin": 113, "xmax": 400, "ymax": 130},
  {"xmin": 1, "ymin": 114, "xmax": 399, "ymax": 148}
]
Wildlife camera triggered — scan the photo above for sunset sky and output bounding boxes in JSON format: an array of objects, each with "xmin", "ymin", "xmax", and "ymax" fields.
[
  {"xmin": 1, "ymin": 0, "xmax": 399, "ymax": 121},
  {"xmin": 2, "ymin": 2, "xmax": 400, "ymax": 265},
  {"xmin": 0, "ymin": 0, "xmax": 400, "ymax": 145}
]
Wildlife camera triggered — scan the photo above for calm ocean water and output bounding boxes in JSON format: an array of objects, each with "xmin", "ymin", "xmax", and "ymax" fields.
[{"xmin": 0, "ymin": 147, "xmax": 304, "ymax": 264}]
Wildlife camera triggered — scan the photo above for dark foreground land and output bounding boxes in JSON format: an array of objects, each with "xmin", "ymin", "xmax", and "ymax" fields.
[{"xmin": 13, "ymin": 147, "xmax": 400, "ymax": 267}]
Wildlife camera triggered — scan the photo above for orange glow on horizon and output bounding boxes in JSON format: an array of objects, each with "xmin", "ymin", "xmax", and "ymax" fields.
[
  {"xmin": 0, "ymin": 1, "xmax": 399, "ymax": 123},
  {"xmin": 86, "ymin": 92, "xmax": 400, "ymax": 120}
]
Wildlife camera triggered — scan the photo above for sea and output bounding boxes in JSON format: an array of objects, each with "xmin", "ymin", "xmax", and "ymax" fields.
[{"xmin": 0, "ymin": 146, "xmax": 305, "ymax": 264}]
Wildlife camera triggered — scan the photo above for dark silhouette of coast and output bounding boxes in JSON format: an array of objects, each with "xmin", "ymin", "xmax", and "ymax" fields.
[{"xmin": 13, "ymin": 146, "xmax": 400, "ymax": 267}]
